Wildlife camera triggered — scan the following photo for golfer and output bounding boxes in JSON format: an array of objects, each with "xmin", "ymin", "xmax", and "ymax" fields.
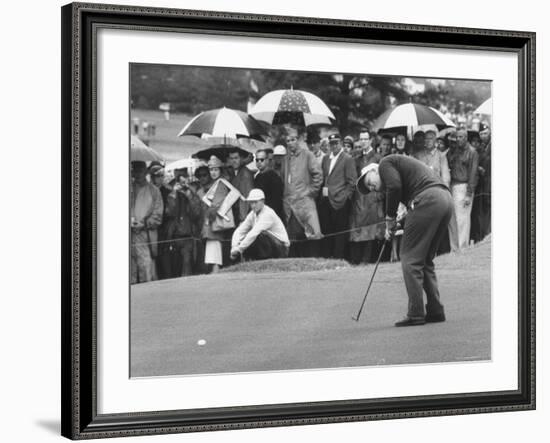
[
  {"xmin": 230, "ymin": 189, "xmax": 290, "ymax": 261},
  {"xmin": 357, "ymin": 155, "xmax": 453, "ymax": 326}
]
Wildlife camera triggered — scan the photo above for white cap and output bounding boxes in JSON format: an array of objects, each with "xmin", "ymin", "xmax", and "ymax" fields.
[
  {"xmin": 356, "ymin": 163, "xmax": 379, "ymax": 194},
  {"xmin": 273, "ymin": 145, "xmax": 287, "ymax": 155},
  {"xmin": 246, "ymin": 188, "xmax": 266, "ymax": 201}
]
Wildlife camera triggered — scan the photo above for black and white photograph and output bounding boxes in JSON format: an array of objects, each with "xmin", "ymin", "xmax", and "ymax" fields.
[
  {"xmin": 129, "ymin": 63, "xmax": 493, "ymax": 378},
  {"xmin": 2, "ymin": 0, "xmax": 545, "ymax": 440}
]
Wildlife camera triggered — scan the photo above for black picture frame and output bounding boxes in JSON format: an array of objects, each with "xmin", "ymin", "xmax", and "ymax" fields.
[{"xmin": 61, "ymin": 2, "xmax": 536, "ymax": 439}]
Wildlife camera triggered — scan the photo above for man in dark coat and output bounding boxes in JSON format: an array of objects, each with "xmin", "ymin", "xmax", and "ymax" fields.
[
  {"xmin": 165, "ymin": 177, "xmax": 202, "ymax": 277},
  {"xmin": 318, "ymin": 131, "xmax": 357, "ymax": 259},
  {"xmin": 228, "ymin": 148, "xmax": 255, "ymax": 225},
  {"xmin": 149, "ymin": 164, "xmax": 174, "ymax": 280},
  {"xmin": 253, "ymin": 149, "xmax": 285, "ymax": 222},
  {"xmin": 472, "ymin": 123, "xmax": 491, "ymax": 241},
  {"xmin": 349, "ymin": 136, "xmax": 384, "ymax": 264},
  {"xmin": 357, "ymin": 155, "xmax": 453, "ymax": 326}
]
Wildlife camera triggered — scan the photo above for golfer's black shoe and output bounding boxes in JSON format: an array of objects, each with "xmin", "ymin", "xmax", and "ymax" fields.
[
  {"xmin": 425, "ymin": 312, "xmax": 446, "ymax": 323},
  {"xmin": 394, "ymin": 317, "xmax": 426, "ymax": 327},
  {"xmin": 425, "ymin": 305, "xmax": 446, "ymax": 323}
]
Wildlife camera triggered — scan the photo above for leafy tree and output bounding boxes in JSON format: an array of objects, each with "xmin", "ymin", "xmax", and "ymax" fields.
[{"xmin": 131, "ymin": 64, "xmax": 490, "ymax": 137}]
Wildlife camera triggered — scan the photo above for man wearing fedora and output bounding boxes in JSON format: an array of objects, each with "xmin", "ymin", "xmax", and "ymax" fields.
[
  {"xmin": 230, "ymin": 189, "xmax": 290, "ymax": 261},
  {"xmin": 357, "ymin": 155, "xmax": 453, "ymax": 326},
  {"xmin": 319, "ymin": 131, "xmax": 357, "ymax": 259}
]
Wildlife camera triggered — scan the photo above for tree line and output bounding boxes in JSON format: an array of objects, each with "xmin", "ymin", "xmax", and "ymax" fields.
[{"xmin": 130, "ymin": 64, "xmax": 490, "ymax": 136}]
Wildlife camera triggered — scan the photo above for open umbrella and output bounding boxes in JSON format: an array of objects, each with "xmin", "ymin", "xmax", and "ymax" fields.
[
  {"xmin": 474, "ymin": 98, "xmax": 492, "ymax": 115},
  {"xmin": 165, "ymin": 157, "xmax": 204, "ymax": 173},
  {"xmin": 372, "ymin": 103, "xmax": 456, "ymax": 136},
  {"xmin": 177, "ymin": 107, "xmax": 267, "ymax": 142},
  {"xmin": 130, "ymin": 135, "xmax": 164, "ymax": 162},
  {"xmin": 250, "ymin": 88, "xmax": 335, "ymax": 126},
  {"xmin": 191, "ymin": 144, "xmax": 250, "ymax": 163}
]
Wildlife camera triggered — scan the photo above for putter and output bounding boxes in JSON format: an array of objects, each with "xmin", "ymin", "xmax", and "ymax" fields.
[{"xmin": 352, "ymin": 239, "xmax": 389, "ymax": 322}]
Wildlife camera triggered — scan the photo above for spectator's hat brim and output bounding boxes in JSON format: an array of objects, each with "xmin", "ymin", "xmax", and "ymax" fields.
[{"xmin": 246, "ymin": 188, "xmax": 266, "ymax": 201}]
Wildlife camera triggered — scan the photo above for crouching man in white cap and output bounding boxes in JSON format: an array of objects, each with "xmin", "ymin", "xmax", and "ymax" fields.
[{"xmin": 230, "ymin": 189, "xmax": 290, "ymax": 261}]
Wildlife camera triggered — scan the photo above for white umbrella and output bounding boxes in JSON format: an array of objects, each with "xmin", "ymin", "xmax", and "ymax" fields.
[
  {"xmin": 130, "ymin": 135, "xmax": 164, "ymax": 162},
  {"xmin": 165, "ymin": 157, "xmax": 203, "ymax": 173},
  {"xmin": 250, "ymin": 88, "xmax": 335, "ymax": 126},
  {"xmin": 475, "ymin": 98, "xmax": 492, "ymax": 115}
]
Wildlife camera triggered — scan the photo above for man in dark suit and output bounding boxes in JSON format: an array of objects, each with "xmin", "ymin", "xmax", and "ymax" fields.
[
  {"xmin": 253, "ymin": 149, "xmax": 285, "ymax": 222},
  {"xmin": 228, "ymin": 148, "xmax": 255, "ymax": 225},
  {"xmin": 318, "ymin": 131, "xmax": 357, "ymax": 259}
]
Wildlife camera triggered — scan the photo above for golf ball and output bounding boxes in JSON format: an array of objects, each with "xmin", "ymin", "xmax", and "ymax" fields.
[{"xmin": 197, "ymin": 339, "xmax": 206, "ymax": 346}]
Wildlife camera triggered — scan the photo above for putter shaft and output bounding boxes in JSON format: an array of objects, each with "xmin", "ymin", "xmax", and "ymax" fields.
[{"xmin": 352, "ymin": 240, "xmax": 388, "ymax": 322}]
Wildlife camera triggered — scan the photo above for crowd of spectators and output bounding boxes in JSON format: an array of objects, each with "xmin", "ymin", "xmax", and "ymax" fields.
[{"xmin": 131, "ymin": 113, "xmax": 491, "ymax": 284}]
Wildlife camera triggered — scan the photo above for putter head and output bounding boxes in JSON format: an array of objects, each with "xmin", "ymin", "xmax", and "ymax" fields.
[{"xmin": 352, "ymin": 315, "xmax": 359, "ymax": 322}]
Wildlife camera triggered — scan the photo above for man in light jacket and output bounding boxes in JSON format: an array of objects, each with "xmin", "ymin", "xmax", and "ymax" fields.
[
  {"xmin": 130, "ymin": 161, "xmax": 163, "ymax": 284},
  {"xmin": 281, "ymin": 125, "xmax": 323, "ymax": 257}
]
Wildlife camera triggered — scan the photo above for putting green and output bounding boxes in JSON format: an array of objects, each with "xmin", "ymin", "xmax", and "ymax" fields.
[{"xmin": 130, "ymin": 239, "xmax": 491, "ymax": 377}]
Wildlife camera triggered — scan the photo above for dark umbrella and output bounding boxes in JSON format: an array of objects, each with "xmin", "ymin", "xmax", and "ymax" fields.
[{"xmin": 191, "ymin": 144, "xmax": 250, "ymax": 162}]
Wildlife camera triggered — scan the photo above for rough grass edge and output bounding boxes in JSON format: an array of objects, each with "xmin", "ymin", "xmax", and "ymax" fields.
[
  {"xmin": 220, "ymin": 257, "xmax": 352, "ymax": 274},
  {"xmin": 220, "ymin": 235, "xmax": 492, "ymax": 274}
]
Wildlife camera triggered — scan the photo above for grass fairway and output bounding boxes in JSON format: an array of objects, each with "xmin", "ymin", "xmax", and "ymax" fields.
[{"xmin": 130, "ymin": 239, "xmax": 491, "ymax": 377}]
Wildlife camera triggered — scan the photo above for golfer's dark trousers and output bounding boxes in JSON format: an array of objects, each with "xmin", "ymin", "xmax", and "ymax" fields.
[
  {"xmin": 318, "ymin": 197, "xmax": 350, "ymax": 260},
  {"xmin": 400, "ymin": 186, "xmax": 454, "ymax": 320},
  {"xmin": 243, "ymin": 232, "xmax": 289, "ymax": 261}
]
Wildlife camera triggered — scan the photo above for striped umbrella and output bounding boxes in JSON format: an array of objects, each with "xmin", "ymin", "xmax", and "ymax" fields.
[
  {"xmin": 177, "ymin": 107, "xmax": 267, "ymax": 142},
  {"xmin": 250, "ymin": 89, "xmax": 335, "ymax": 126},
  {"xmin": 474, "ymin": 98, "xmax": 492, "ymax": 115},
  {"xmin": 130, "ymin": 135, "xmax": 164, "ymax": 162},
  {"xmin": 372, "ymin": 103, "xmax": 456, "ymax": 135}
]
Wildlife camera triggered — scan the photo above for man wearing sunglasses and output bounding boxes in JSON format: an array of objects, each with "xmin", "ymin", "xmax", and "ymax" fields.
[{"xmin": 253, "ymin": 149, "xmax": 285, "ymax": 222}]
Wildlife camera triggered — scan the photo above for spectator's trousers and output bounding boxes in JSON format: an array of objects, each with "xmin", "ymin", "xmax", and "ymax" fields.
[
  {"xmin": 318, "ymin": 198, "xmax": 350, "ymax": 260},
  {"xmin": 400, "ymin": 186, "xmax": 453, "ymax": 319},
  {"xmin": 131, "ymin": 230, "xmax": 154, "ymax": 284},
  {"xmin": 243, "ymin": 232, "xmax": 289, "ymax": 260},
  {"xmin": 449, "ymin": 183, "xmax": 473, "ymax": 250}
]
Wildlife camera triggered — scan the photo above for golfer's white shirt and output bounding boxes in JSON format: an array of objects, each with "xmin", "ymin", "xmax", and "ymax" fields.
[{"xmin": 232, "ymin": 205, "xmax": 290, "ymax": 252}]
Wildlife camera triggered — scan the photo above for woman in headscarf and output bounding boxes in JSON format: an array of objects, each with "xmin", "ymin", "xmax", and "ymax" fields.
[
  {"xmin": 394, "ymin": 133, "xmax": 410, "ymax": 155},
  {"xmin": 200, "ymin": 156, "xmax": 241, "ymax": 273}
]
